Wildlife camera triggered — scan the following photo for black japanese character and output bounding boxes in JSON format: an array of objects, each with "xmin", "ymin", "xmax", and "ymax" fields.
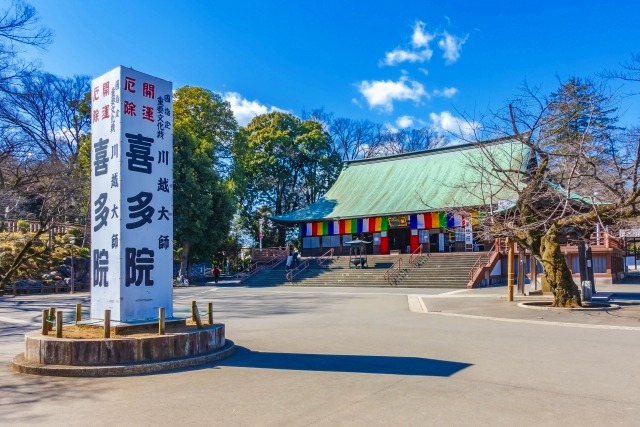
[
  {"xmin": 92, "ymin": 249, "xmax": 109, "ymax": 287},
  {"xmin": 111, "ymin": 234, "xmax": 119, "ymax": 249},
  {"xmin": 159, "ymin": 235, "xmax": 170, "ymax": 250},
  {"xmin": 111, "ymin": 173, "xmax": 119, "ymax": 188},
  {"xmin": 93, "ymin": 138, "xmax": 109, "ymax": 176},
  {"xmin": 111, "ymin": 204, "xmax": 119, "ymax": 218},
  {"xmin": 157, "ymin": 178, "xmax": 169, "ymax": 192},
  {"xmin": 125, "ymin": 247, "xmax": 154, "ymax": 286},
  {"xmin": 126, "ymin": 191, "xmax": 154, "ymax": 229},
  {"xmin": 157, "ymin": 206, "xmax": 170, "ymax": 221},
  {"xmin": 125, "ymin": 133, "xmax": 154, "ymax": 174},
  {"xmin": 158, "ymin": 150, "xmax": 169, "ymax": 165},
  {"xmin": 93, "ymin": 193, "xmax": 109, "ymax": 232}
]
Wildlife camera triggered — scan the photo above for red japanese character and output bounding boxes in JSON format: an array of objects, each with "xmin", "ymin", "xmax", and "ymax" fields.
[
  {"xmin": 143, "ymin": 83, "xmax": 155, "ymax": 99},
  {"xmin": 124, "ymin": 76, "xmax": 136, "ymax": 93},
  {"xmin": 93, "ymin": 87, "xmax": 99, "ymax": 101},
  {"xmin": 124, "ymin": 101, "xmax": 136, "ymax": 116},
  {"xmin": 101, "ymin": 105, "xmax": 110, "ymax": 119},
  {"xmin": 103, "ymin": 81, "xmax": 110, "ymax": 97},
  {"xmin": 142, "ymin": 106, "xmax": 154, "ymax": 122},
  {"xmin": 92, "ymin": 110, "xmax": 99, "ymax": 123}
]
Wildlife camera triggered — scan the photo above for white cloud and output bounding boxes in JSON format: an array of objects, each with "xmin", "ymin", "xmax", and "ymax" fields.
[
  {"xmin": 438, "ymin": 31, "xmax": 468, "ymax": 64},
  {"xmin": 429, "ymin": 111, "xmax": 480, "ymax": 140},
  {"xmin": 418, "ymin": 67, "xmax": 429, "ymax": 76},
  {"xmin": 382, "ymin": 48, "xmax": 432, "ymax": 66},
  {"xmin": 223, "ymin": 92, "xmax": 282, "ymax": 126},
  {"xmin": 412, "ymin": 21, "xmax": 435, "ymax": 48},
  {"xmin": 396, "ymin": 115, "xmax": 415, "ymax": 129},
  {"xmin": 357, "ymin": 76, "xmax": 427, "ymax": 112},
  {"xmin": 432, "ymin": 87, "xmax": 458, "ymax": 98}
]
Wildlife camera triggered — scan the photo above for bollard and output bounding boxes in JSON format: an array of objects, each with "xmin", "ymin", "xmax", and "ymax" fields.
[
  {"xmin": 208, "ymin": 302, "xmax": 213, "ymax": 325},
  {"xmin": 41, "ymin": 309, "xmax": 49, "ymax": 336},
  {"xmin": 104, "ymin": 309, "xmax": 111, "ymax": 339},
  {"xmin": 192, "ymin": 301, "xmax": 203, "ymax": 329},
  {"xmin": 159, "ymin": 307, "xmax": 166, "ymax": 335},
  {"xmin": 56, "ymin": 311, "xmax": 63, "ymax": 338},
  {"xmin": 75, "ymin": 303, "xmax": 82, "ymax": 323},
  {"xmin": 48, "ymin": 307, "xmax": 56, "ymax": 332}
]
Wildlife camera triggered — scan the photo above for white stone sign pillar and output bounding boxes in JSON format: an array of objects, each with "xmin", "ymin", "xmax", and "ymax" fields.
[{"xmin": 90, "ymin": 66, "xmax": 173, "ymax": 322}]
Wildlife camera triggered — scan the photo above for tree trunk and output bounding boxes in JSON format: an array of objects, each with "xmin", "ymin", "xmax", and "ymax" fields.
[
  {"xmin": 179, "ymin": 242, "xmax": 191, "ymax": 279},
  {"xmin": 540, "ymin": 235, "xmax": 582, "ymax": 307}
]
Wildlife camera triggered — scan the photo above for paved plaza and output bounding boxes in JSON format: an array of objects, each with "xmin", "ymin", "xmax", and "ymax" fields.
[{"xmin": 1, "ymin": 279, "xmax": 640, "ymax": 426}]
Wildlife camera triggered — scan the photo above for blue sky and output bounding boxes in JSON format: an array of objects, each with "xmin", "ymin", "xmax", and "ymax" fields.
[{"xmin": 24, "ymin": 0, "xmax": 640, "ymax": 132}]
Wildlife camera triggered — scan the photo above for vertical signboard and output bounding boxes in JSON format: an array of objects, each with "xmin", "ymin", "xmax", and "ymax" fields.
[{"xmin": 90, "ymin": 66, "xmax": 173, "ymax": 322}]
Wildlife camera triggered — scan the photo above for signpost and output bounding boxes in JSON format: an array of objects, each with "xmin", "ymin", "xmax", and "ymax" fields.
[{"xmin": 90, "ymin": 66, "xmax": 173, "ymax": 322}]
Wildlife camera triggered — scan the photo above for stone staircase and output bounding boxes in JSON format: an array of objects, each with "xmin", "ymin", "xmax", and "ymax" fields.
[{"xmin": 241, "ymin": 252, "xmax": 484, "ymax": 288}]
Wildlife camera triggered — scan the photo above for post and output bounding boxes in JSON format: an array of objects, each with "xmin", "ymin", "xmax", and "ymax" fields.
[
  {"xmin": 69, "ymin": 236, "xmax": 76, "ymax": 294},
  {"xmin": 159, "ymin": 307, "xmax": 165, "ymax": 335},
  {"xmin": 208, "ymin": 302, "xmax": 213, "ymax": 325},
  {"xmin": 75, "ymin": 303, "xmax": 82, "ymax": 323},
  {"xmin": 41, "ymin": 309, "xmax": 49, "ymax": 335},
  {"xmin": 585, "ymin": 244, "xmax": 596, "ymax": 294},
  {"xmin": 507, "ymin": 238, "xmax": 514, "ymax": 301},
  {"xmin": 56, "ymin": 311, "xmax": 63, "ymax": 338},
  {"xmin": 192, "ymin": 301, "xmax": 203, "ymax": 329},
  {"xmin": 104, "ymin": 309, "xmax": 111, "ymax": 339},
  {"xmin": 517, "ymin": 244, "xmax": 526, "ymax": 295},
  {"xmin": 530, "ymin": 253, "xmax": 538, "ymax": 292},
  {"xmin": 578, "ymin": 241, "xmax": 587, "ymax": 283}
]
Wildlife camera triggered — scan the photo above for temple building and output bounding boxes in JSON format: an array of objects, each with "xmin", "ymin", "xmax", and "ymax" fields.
[
  {"xmin": 272, "ymin": 137, "xmax": 526, "ymax": 257},
  {"xmin": 271, "ymin": 137, "xmax": 625, "ymax": 285}
]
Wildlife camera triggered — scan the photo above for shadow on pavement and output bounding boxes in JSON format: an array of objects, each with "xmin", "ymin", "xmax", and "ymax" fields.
[{"xmin": 217, "ymin": 346, "xmax": 472, "ymax": 377}]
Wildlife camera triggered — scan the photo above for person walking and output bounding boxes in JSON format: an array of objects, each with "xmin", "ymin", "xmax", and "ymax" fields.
[{"xmin": 213, "ymin": 266, "xmax": 220, "ymax": 284}]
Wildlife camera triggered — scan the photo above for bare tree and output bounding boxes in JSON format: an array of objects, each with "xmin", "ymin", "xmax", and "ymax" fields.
[
  {"xmin": 0, "ymin": 0, "xmax": 51, "ymax": 93},
  {"xmin": 465, "ymin": 77, "xmax": 638, "ymax": 307}
]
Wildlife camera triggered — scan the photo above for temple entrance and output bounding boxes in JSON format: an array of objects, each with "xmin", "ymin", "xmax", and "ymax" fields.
[{"xmin": 388, "ymin": 228, "xmax": 410, "ymax": 253}]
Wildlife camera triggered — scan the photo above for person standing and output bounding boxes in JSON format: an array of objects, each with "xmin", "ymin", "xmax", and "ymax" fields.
[{"xmin": 213, "ymin": 266, "xmax": 220, "ymax": 284}]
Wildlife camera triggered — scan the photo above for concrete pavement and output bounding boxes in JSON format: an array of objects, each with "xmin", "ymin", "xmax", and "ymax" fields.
[{"xmin": 1, "ymin": 279, "xmax": 640, "ymax": 426}]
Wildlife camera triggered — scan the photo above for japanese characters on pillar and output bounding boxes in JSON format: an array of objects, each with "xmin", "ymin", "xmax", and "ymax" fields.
[{"xmin": 90, "ymin": 66, "xmax": 173, "ymax": 322}]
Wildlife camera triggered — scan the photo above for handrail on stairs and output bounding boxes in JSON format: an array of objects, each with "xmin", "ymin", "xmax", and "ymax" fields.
[
  {"xmin": 467, "ymin": 241, "xmax": 499, "ymax": 287},
  {"xmin": 317, "ymin": 248, "xmax": 334, "ymax": 266},
  {"xmin": 286, "ymin": 260, "xmax": 310, "ymax": 282},
  {"xmin": 409, "ymin": 244, "xmax": 423, "ymax": 265},
  {"xmin": 384, "ymin": 258, "xmax": 403, "ymax": 284}
]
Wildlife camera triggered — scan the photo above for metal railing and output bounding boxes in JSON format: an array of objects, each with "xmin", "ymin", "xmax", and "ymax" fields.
[
  {"xmin": 384, "ymin": 258, "xmax": 403, "ymax": 285},
  {"xmin": 467, "ymin": 241, "xmax": 499, "ymax": 286},
  {"xmin": 317, "ymin": 248, "xmax": 335, "ymax": 266},
  {"xmin": 409, "ymin": 244, "xmax": 423, "ymax": 265},
  {"xmin": 286, "ymin": 260, "xmax": 309, "ymax": 282}
]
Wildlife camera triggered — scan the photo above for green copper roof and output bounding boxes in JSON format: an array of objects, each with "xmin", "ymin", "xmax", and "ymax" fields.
[{"xmin": 272, "ymin": 137, "xmax": 531, "ymax": 224}]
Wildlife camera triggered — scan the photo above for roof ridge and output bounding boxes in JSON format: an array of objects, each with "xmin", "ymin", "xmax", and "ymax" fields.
[{"xmin": 345, "ymin": 135, "xmax": 519, "ymax": 166}]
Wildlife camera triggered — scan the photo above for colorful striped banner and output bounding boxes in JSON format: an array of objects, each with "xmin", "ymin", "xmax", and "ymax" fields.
[
  {"xmin": 375, "ymin": 217, "xmax": 382, "ymax": 231},
  {"xmin": 424, "ymin": 213, "xmax": 432, "ymax": 228},
  {"xmin": 454, "ymin": 214, "xmax": 462, "ymax": 227},
  {"xmin": 409, "ymin": 214, "xmax": 418, "ymax": 229},
  {"xmin": 417, "ymin": 214, "xmax": 425, "ymax": 229},
  {"xmin": 327, "ymin": 221, "xmax": 334, "ymax": 235},
  {"xmin": 369, "ymin": 217, "xmax": 376, "ymax": 232},
  {"xmin": 381, "ymin": 216, "xmax": 388, "ymax": 231},
  {"xmin": 362, "ymin": 217, "xmax": 370, "ymax": 232},
  {"xmin": 351, "ymin": 219, "xmax": 358, "ymax": 234},
  {"xmin": 356, "ymin": 218, "xmax": 363, "ymax": 233}
]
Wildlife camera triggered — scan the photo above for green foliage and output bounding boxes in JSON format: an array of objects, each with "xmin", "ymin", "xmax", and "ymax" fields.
[
  {"xmin": 234, "ymin": 112, "xmax": 341, "ymax": 245},
  {"xmin": 173, "ymin": 86, "xmax": 238, "ymax": 174}
]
